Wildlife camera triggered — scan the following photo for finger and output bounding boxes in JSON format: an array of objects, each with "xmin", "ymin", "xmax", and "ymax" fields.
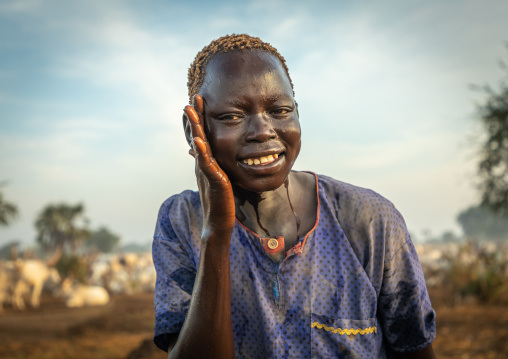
[
  {"xmin": 184, "ymin": 105, "xmax": 206, "ymax": 141},
  {"xmin": 185, "ymin": 102, "xmax": 215, "ymax": 158},
  {"xmin": 192, "ymin": 137, "xmax": 207, "ymax": 157},
  {"xmin": 193, "ymin": 94, "xmax": 204, "ymax": 117},
  {"xmin": 193, "ymin": 137, "xmax": 212, "ymax": 175},
  {"xmin": 192, "ymin": 94, "xmax": 208, "ymax": 140},
  {"xmin": 184, "ymin": 105, "xmax": 199, "ymax": 127},
  {"xmin": 193, "ymin": 137, "xmax": 223, "ymax": 181}
]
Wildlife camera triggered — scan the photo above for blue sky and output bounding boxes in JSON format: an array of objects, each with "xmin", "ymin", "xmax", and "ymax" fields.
[{"xmin": 1, "ymin": 0, "xmax": 507, "ymax": 246}]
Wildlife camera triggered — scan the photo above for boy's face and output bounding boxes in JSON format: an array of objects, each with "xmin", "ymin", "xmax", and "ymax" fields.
[{"xmin": 198, "ymin": 50, "xmax": 301, "ymax": 193}]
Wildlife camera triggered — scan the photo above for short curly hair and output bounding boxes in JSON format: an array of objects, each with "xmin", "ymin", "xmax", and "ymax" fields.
[{"xmin": 187, "ymin": 33, "xmax": 294, "ymax": 102}]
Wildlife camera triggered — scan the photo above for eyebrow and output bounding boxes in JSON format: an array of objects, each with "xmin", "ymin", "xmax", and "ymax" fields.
[
  {"xmin": 264, "ymin": 94, "xmax": 290, "ymax": 102},
  {"xmin": 228, "ymin": 99, "xmax": 250, "ymax": 107},
  {"xmin": 227, "ymin": 94, "xmax": 292, "ymax": 107}
]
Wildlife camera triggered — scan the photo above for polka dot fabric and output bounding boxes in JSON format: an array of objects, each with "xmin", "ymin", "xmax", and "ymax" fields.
[{"xmin": 152, "ymin": 173, "xmax": 436, "ymax": 358}]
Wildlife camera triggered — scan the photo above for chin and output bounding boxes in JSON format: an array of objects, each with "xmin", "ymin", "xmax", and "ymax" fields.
[{"xmin": 232, "ymin": 175, "xmax": 289, "ymax": 193}]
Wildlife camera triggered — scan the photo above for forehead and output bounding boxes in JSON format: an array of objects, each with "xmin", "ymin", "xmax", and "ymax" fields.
[{"xmin": 199, "ymin": 50, "xmax": 293, "ymax": 103}]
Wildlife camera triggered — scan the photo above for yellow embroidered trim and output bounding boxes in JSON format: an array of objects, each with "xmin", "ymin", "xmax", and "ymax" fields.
[{"xmin": 311, "ymin": 322, "xmax": 377, "ymax": 336}]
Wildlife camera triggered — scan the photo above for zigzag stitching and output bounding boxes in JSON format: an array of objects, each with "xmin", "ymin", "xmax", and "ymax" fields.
[{"xmin": 311, "ymin": 322, "xmax": 377, "ymax": 335}]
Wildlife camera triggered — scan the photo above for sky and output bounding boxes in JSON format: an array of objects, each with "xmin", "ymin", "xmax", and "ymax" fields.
[{"xmin": 1, "ymin": 0, "xmax": 507, "ymax": 246}]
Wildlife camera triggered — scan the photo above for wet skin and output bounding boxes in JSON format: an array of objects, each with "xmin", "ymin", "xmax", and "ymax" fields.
[
  {"xmin": 199, "ymin": 50, "xmax": 301, "ymax": 193},
  {"xmin": 175, "ymin": 50, "xmax": 435, "ymax": 358},
  {"xmin": 184, "ymin": 50, "xmax": 317, "ymax": 261},
  {"xmin": 171, "ymin": 51, "xmax": 316, "ymax": 357}
]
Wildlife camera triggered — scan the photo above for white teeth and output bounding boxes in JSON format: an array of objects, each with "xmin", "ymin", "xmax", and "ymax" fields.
[{"xmin": 242, "ymin": 154, "xmax": 281, "ymax": 166}]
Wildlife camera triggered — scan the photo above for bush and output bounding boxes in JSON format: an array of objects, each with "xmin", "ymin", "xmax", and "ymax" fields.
[
  {"xmin": 55, "ymin": 254, "xmax": 88, "ymax": 283},
  {"xmin": 444, "ymin": 240, "xmax": 508, "ymax": 303}
]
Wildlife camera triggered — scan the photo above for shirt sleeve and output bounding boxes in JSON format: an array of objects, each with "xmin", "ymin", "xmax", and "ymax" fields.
[
  {"xmin": 378, "ymin": 215, "xmax": 436, "ymax": 353},
  {"xmin": 330, "ymin": 179, "xmax": 436, "ymax": 353},
  {"xmin": 152, "ymin": 195, "xmax": 198, "ymax": 352}
]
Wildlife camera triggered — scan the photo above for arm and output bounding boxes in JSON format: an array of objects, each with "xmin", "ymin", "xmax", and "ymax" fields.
[
  {"xmin": 168, "ymin": 95, "xmax": 236, "ymax": 359},
  {"xmin": 375, "ymin": 205, "xmax": 436, "ymax": 356},
  {"xmin": 166, "ymin": 334, "xmax": 178, "ymax": 354},
  {"xmin": 394, "ymin": 344, "xmax": 436, "ymax": 359}
]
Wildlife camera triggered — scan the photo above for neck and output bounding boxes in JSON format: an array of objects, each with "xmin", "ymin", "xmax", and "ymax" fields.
[{"xmin": 233, "ymin": 173, "xmax": 301, "ymax": 238}]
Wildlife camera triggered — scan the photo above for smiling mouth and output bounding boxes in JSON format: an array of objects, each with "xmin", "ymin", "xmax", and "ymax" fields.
[{"xmin": 241, "ymin": 153, "xmax": 280, "ymax": 166}]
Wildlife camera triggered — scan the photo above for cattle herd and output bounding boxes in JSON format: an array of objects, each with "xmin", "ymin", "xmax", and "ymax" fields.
[
  {"xmin": 0, "ymin": 250, "xmax": 156, "ymax": 312},
  {"xmin": 2, "ymin": 241, "xmax": 507, "ymax": 313}
]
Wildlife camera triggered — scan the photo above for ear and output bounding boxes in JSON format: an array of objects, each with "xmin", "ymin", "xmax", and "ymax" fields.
[{"xmin": 182, "ymin": 113, "xmax": 192, "ymax": 147}]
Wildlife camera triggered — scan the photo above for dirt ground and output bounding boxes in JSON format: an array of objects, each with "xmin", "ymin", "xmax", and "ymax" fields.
[
  {"xmin": 0, "ymin": 289, "xmax": 507, "ymax": 359},
  {"xmin": 0, "ymin": 292, "xmax": 165, "ymax": 359}
]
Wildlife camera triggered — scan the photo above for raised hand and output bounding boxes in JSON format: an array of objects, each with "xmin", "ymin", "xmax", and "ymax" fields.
[
  {"xmin": 170, "ymin": 94, "xmax": 236, "ymax": 358},
  {"xmin": 184, "ymin": 94, "xmax": 236, "ymax": 241}
]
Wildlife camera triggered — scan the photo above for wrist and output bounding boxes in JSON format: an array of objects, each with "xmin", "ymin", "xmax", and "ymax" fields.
[{"xmin": 201, "ymin": 228, "xmax": 233, "ymax": 248}]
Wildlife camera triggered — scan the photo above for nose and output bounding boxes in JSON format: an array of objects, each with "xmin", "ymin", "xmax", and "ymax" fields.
[{"xmin": 245, "ymin": 113, "xmax": 276, "ymax": 142}]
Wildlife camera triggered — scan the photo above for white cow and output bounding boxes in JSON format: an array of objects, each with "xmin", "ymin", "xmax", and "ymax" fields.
[
  {"xmin": 87, "ymin": 252, "xmax": 156, "ymax": 294},
  {"xmin": 12, "ymin": 259, "xmax": 61, "ymax": 309},
  {"xmin": 60, "ymin": 278, "xmax": 110, "ymax": 307}
]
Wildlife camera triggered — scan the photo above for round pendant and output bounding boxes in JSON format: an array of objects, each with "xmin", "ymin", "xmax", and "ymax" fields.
[{"xmin": 267, "ymin": 238, "xmax": 278, "ymax": 249}]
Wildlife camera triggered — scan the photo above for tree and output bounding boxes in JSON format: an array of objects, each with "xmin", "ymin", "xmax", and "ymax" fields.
[
  {"xmin": 474, "ymin": 45, "xmax": 508, "ymax": 215},
  {"xmin": 0, "ymin": 186, "xmax": 18, "ymax": 227},
  {"xmin": 0, "ymin": 240, "xmax": 20, "ymax": 260},
  {"xmin": 86, "ymin": 226, "xmax": 120, "ymax": 253},
  {"xmin": 35, "ymin": 203, "xmax": 90, "ymax": 253},
  {"xmin": 457, "ymin": 205, "xmax": 508, "ymax": 241}
]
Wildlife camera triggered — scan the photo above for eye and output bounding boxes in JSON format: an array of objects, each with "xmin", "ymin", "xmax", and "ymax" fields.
[
  {"xmin": 218, "ymin": 114, "xmax": 242, "ymax": 121},
  {"xmin": 271, "ymin": 107, "xmax": 292, "ymax": 116}
]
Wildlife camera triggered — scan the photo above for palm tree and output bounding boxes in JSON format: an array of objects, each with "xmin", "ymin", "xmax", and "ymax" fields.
[{"xmin": 35, "ymin": 203, "xmax": 90, "ymax": 253}]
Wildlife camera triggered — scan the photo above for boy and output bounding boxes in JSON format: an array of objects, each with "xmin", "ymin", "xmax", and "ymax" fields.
[{"xmin": 152, "ymin": 34, "xmax": 436, "ymax": 358}]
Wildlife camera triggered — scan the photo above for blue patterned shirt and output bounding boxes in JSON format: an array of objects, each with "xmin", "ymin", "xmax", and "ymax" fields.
[{"xmin": 152, "ymin": 173, "xmax": 436, "ymax": 358}]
